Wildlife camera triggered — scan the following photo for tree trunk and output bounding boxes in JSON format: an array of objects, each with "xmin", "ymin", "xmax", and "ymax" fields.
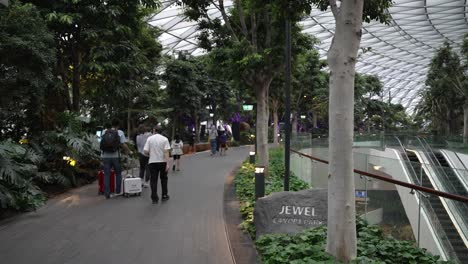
[
  {"xmin": 445, "ymin": 110, "xmax": 451, "ymax": 136},
  {"xmin": 194, "ymin": 115, "xmax": 200, "ymax": 143},
  {"xmin": 172, "ymin": 113, "xmax": 178, "ymax": 140},
  {"xmin": 57, "ymin": 48, "xmax": 72, "ymax": 111},
  {"xmin": 127, "ymin": 97, "xmax": 132, "ymax": 140},
  {"xmin": 292, "ymin": 111, "xmax": 298, "ymax": 135},
  {"xmin": 256, "ymin": 77, "xmax": 272, "ymax": 174},
  {"xmin": 464, "ymin": 103, "xmax": 468, "ymax": 144},
  {"xmin": 71, "ymin": 48, "xmax": 81, "ymax": 112},
  {"xmin": 312, "ymin": 112, "xmax": 318, "ymax": 128},
  {"xmin": 326, "ymin": 0, "xmax": 363, "ymax": 262},
  {"xmin": 272, "ymin": 99, "xmax": 279, "ymax": 146}
]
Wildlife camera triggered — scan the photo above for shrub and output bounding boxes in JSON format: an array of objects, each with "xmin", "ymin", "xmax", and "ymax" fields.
[
  {"xmin": 0, "ymin": 129, "xmax": 101, "ymax": 212},
  {"xmin": 255, "ymin": 213, "xmax": 454, "ymax": 264},
  {"xmin": 234, "ymin": 147, "xmax": 309, "ymax": 238}
]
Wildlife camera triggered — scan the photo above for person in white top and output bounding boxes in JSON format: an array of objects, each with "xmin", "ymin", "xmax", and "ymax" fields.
[
  {"xmin": 208, "ymin": 124, "xmax": 218, "ymax": 156},
  {"xmin": 171, "ymin": 134, "xmax": 183, "ymax": 171},
  {"xmin": 136, "ymin": 124, "xmax": 152, "ymax": 187},
  {"xmin": 144, "ymin": 124, "xmax": 171, "ymax": 204}
]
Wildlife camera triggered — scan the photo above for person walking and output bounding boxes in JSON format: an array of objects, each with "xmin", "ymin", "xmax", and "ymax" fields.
[
  {"xmin": 101, "ymin": 119, "xmax": 132, "ymax": 199},
  {"xmin": 219, "ymin": 130, "xmax": 228, "ymax": 156},
  {"xmin": 144, "ymin": 124, "xmax": 171, "ymax": 204},
  {"xmin": 171, "ymin": 134, "xmax": 183, "ymax": 171},
  {"xmin": 136, "ymin": 124, "xmax": 151, "ymax": 188},
  {"xmin": 209, "ymin": 124, "xmax": 218, "ymax": 156}
]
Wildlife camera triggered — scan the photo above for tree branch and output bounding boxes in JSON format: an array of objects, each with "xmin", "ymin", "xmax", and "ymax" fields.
[
  {"xmin": 329, "ymin": 0, "xmax": 339, "ymax": 18},
  {"xmin": 235, "ymin": 0, "xmax": 248, "ymax": 38},
  {"xmin": 216, "ymin": 0, "xmax": 239, "ymax": 42}
]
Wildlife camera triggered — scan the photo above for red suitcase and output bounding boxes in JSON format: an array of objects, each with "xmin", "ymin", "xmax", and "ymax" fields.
[{"xmin": 98, "ymin": 170, "xmax": 115, "ymax": 195}]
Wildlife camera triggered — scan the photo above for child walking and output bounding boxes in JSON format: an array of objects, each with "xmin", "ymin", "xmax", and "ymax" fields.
[{"xmin": 171, "ymin": 134, "xmax": 183, "ymax": 171}]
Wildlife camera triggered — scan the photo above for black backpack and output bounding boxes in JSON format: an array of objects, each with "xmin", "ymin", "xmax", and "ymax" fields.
[{"xmin": 100, "ymin": 129, "xmax": 120, "ymax": 152}]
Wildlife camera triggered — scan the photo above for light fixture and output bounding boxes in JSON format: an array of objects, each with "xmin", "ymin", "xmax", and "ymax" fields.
[
  {"xmin": 255, "ymin": 167, "xmax": 265, "ymax": 174},
  {"xmin": 249, "ymin": 151, "xmax": 255, "ymax": 164},
  {"xmin": 373, "ymin": 165, "xmax": 383, "ymax": 171},
  {"xmin": 209, "ymin": 113, "xmax": 214, "ymax": 117},
  {"xmin": 255, "ymin": 166, "xmax": 265, "ymax": 199},
  {"xmin": 300, "ymin": 115, "xmax": 306, "ymax": 119}
]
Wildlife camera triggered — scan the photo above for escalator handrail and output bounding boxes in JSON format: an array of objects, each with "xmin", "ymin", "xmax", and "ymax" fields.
[
  {"xmin": 391, "ymin": 135, "xmax": 421, "ymax": 185},
  {"xmin": 290, "ymin": 148, "xmax": 468, "ymax": 203},
  {"xmin": 419, "ymin": 137, "xmax": 464, "ymax": 196},
  {"xmin": 449, "ymin": 151, "xmax": 468, "ymax": 192}
]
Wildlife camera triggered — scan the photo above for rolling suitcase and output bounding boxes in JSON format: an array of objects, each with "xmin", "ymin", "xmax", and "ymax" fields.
[
  {"xmin": 98, "ymin": 170, "xmax": 115, "ymax": 195},
  {"xmin": 122, "ymin": 164, "xmax": 142, "ymax": 197}
]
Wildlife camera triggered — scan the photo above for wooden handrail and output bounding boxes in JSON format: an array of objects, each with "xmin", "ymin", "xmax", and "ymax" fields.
[{"xmin": 291, "ymin": 149, "xmax": 468, "ymax": 203}]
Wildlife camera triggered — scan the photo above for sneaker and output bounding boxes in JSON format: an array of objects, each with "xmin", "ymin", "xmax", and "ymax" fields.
[
  {"xmin": 162, "ymin": 195, "xmax": 170, "ymax": 201},
  {"xmin": 172, "ymin": 165, "xmax": 175, "ymax": 171},
  {"xmin": 105, "ymin": 194, "xmax": 110, "ymax": 199},
  {"xmin": 152, "ymin": 199, "xmax": 158, "ymax": 204}
]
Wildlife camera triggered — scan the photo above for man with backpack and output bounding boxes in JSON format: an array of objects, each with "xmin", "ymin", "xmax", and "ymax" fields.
[{"xmin": 101, "ymin": 119, "xmax": 132, "ymax": 199}]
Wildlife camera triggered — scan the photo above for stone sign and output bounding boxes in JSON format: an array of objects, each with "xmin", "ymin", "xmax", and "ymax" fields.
[{"xmin": 254, "ymin": 189, "xmax": 327, "ymax": 237}]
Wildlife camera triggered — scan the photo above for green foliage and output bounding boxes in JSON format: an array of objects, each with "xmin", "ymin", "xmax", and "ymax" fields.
[
  {"xmin": 415, "ymin": 42, "xmax": 465, "ymax": 135},
  {"xmin": 256, "ymin": 218, "xmax": 453, "ymax": 264},
  {"xmin": 234, "ymin": 148, "xmax": 309, "ymax": 238},
  {"xmin": 256, "ymin": 226, "xmax": 334, "ymax": 264},
  {"xmin": 0, "ymin": 140, "xmax": 46, "ymax": 210},
  {"xmin": 240, "ymin": 131, "xmax": 254, "ymax": 145},
  {"xmin": 0, "ymin": 124, "xmax": 100, "ymax": 212},
  {"xmin": 0, "ymin": 1, "xmax": 57, "ymax": 139}
]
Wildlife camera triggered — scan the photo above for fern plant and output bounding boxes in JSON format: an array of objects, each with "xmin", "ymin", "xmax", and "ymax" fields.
[{"xmin": 0, "ymin": 140, "xmax": 46, "ymax": 210}]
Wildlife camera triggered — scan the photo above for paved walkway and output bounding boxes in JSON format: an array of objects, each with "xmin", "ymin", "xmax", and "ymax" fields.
[{"xmin": 0, "ymin": 146, "xmax": 250, "ymax": 264}]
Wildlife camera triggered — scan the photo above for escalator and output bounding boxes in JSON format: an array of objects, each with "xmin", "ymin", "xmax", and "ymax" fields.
[
  {"xmin": 433, "ymin": 151, "xmax": 468, "ymax": 197},
  {"xmin": 404, "ymin": 151, "xmax": 468, "ymax": 263}
]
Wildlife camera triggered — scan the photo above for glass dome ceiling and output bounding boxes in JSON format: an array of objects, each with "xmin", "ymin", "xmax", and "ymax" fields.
[{"xmin": 148, "ymin": 0, "xmax": 468, "ymax": 113}]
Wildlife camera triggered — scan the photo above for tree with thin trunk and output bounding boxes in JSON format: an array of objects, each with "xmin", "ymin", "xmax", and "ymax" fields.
[
  {"xmin": 180, "ymin": 0, "xmax": 316, "ymax": 174},
  {"xmin": 321, "ymin": 0, "xmax": 391, "ymax": 261}
]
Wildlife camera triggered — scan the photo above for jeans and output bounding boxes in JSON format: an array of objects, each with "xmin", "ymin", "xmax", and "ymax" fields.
[
  {"xmin": 103, "ymin": 158, "xmax": 122, "ymax": 195},
  {"xmin": 210, "ymin": 139, "xmax": 217, "ymax": 155},
  {"xmin": 138, "ymin": 153, "xmax": 150, "ymax": 182},
  {"xmin": 148, "ymin": 162, "xmax": 168, "ymax": 201}
]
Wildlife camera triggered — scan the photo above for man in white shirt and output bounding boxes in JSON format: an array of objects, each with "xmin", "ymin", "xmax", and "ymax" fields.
[{"xmin": 144, "ymin": 124, "xmax": 171, "ymax": 204}]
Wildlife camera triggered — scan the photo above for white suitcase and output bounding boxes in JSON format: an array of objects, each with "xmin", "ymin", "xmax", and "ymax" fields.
[{"xmin": 122, "ymin": 177, "xmax": 142, "ymax": 197}]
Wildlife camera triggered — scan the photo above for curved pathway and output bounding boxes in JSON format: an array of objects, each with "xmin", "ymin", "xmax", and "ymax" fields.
[{"xmin": 0, "ymin": 146, "xmax": 250, "ymax": 264}]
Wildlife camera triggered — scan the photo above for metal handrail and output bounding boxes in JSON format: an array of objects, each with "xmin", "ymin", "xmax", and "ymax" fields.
[
  {"xmin": 290, "ymin": 148, "xmax": 468, "ymax": 203},
  {"xmin": 391, "ymin": 135, "xmax": 421, "ymax": 185}
]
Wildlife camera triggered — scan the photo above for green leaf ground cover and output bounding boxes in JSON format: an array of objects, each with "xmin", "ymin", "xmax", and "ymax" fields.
[{"xmin": 234, "ymin": 148, "xmax": 452, "ymax": 263}]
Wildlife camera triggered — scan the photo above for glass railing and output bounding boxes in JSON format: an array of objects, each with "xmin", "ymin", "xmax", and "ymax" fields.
[{"xmin": 290, "ymin": 133, "xmax": 467, "ymax": 262}]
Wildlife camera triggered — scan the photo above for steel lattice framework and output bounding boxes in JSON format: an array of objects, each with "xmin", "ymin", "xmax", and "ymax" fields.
[{"xmin": 148, "ymin": 0, "xmax": 468, "ymax": 112}]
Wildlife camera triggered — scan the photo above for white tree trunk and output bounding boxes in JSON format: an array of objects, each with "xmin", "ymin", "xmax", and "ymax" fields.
[
  {"xmin": 292, "ymin": 111, "xmax": 298, "ymax": 136},
  {"xmin": 464, "ymin": 103, "xmax": 468, "ymax": 144},
  {"xmin": 272, "ymin": 99, "xmax": 279, "ymax": 146},
  {"xmin": 256, "ymin": 77, "xmax": 272, "ymax": 174},
  {"xmin": 312, "ymin": 112, "xmax": 318, "ymax": 128},
  {"xmin": 326, "ymin": 0, "xmax": 363, "ymax": 262}
]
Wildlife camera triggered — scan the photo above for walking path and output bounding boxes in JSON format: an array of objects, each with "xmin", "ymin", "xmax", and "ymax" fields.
[{"xmin": 0, "ymin": 146, "xmax": 250, "ymax": 264}]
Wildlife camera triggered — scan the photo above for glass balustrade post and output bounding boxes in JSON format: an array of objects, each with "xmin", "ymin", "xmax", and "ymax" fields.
[
  {"xmin": 417, "ymin": 165, "xmax": 423, "ymax": 247},
  {"xmin": 365, "ymin": 155, "xmax": 369, "ymax": 220}
]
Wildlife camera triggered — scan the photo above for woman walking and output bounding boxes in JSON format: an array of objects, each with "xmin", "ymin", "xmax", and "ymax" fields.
[
  {"xmin": 136, "ymin": 124, "xmax": 151, "ymax": 187},
  {"xmin": 171, "ymin": 134, "xmax": 183, "ymax": 171}
]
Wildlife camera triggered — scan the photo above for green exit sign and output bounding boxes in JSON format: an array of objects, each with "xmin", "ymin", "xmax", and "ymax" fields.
[{"xmin": 243, "ymin": 105, "xmax": 253, "ymax": 111}]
